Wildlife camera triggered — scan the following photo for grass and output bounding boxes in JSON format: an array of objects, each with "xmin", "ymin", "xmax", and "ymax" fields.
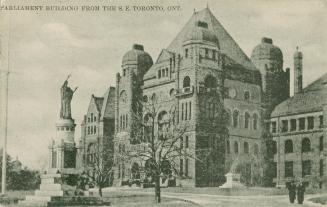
[
  {"xmin": 108, "ymin": 195, "xmax": 199, "ymax": 207},
  {"xmin": 138, "ymin": 186, "xmax": 290, "ymax": 196},
  {"xmin": 309, "ymin": 196, "xmax": 327, "ymax": 205},
  {"xmin": 5, "ymin": 190, "xmax": 34, "ymax": 200}
]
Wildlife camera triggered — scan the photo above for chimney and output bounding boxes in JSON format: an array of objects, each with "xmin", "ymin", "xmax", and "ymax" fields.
[
  {"xmin": 294, "ymin": 46, "xmax": 303, "ymax": 94},
  {"xmin": 132, "ymin": 44, "xmax": 144, "ymax": 51},
  {"xmin": 261, "ymin": 37, "xmax": 273, "ymax": 44}
]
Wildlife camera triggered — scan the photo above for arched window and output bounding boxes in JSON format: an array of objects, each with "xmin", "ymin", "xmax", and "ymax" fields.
[
  {"xmin": 87, "ymin": 143, "xmax": 96, "ymax": 164},
  {"xmin": 161, "ymin": 159, "xmax": 172, "ymax": 176},
  {"xmin": 158, "ymin": 111, "xmax": 169, "ymax": 139},
  {"xmin": 120, "ymin": 90, "xmax": 127, "ymax": 103},
  {"xmin": 169, "ymin": 89, "xmax": 175, "ymax": 98},
  {"xmin": 145, "ymin": 158, "xmax": 156, "ymax": 177},
  {"xmin": 224, "ymin": 109, "xmax": 232, "ymax": 126},
  {"xmin": 204, "ymin": 75, "xmax": 217, "ymax": 89},
  {"xmin": 234, "ymin": 141, "xmax": 239, "ymax": 154},
  {"xmin": 285, "ymin": 139, "xmax": 293, "ymax": 153},
  {"xmin": 233, "ymin": 110, "xmax": 239, "ymax": 128},
  {"xmin": 253, "ymin": 143, "xmax": 259, "ymax": 154},
  {"xmin": 131, "ymin": 163, "xmax": 140, "ymax": 179},
  {"xmin": 158, "ymin": 70, "xmax": 161, "ymax": 78},
  {"xmin": 253, "ymin": 113, "xmax": 258, "ymax": 130},
  {"xmin": 244, "ymin": 142, "xmax": 249, "ymax": 154},
  {"xmin": 244, "ymin": 91, "xmax": 250, "ymax": 101},
  {"xmin": 151, "ymin": 93, "xmax": 156, "ymax": 102},
  {"xmin": 226, "ymin": 140, "xmax": 230, "ymax": 154},
  {"xmin": 183, "ymin": 76, "xmax": 191, "ymax": 88},
  {"xmin": 143, "ymin": 95, "xmax": 148, "ymax": 102},
  {"xmin": 302, "ymin": 138, "xmax": 311, "ymax": 153},
  {"xmin": 143, "ymin": 114, "xmax": 152, "ymax": 143},
  {"xmin": 244, "ymin": 112, "xmax": 250, "ymax": 129}
]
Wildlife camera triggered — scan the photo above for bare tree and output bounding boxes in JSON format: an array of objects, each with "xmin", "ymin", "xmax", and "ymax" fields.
[
  {"xmin": 118, "ymin": 97, "xmax": 204, "ymax": 203},
  {"xmin": 86, "ymin": 138, "xmax": 114, "ymax": 197}
]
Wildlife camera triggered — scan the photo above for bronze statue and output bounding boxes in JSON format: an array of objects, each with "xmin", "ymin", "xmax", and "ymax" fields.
[{"xmin": 60, "ymin": 75, "xmax": 78, "ymax": 119}]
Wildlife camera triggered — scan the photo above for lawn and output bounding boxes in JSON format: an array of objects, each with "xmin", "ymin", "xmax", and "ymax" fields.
[
  {"xmin": 139, "ymin": 186, "xmax": 289, "ymax": 196},
  {"xmin": 309, "ymin": 196, "xmax": 327, "ymax": 205},
  {"xmin": 5, "ymin": 190, "xmax": 34, "ymax": 200},
  {"xmin": 109, "ymin": 195, "xmax": 199, "ymax": 207}
]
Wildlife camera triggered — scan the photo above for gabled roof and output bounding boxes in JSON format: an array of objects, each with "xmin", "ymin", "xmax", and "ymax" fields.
[
  {"xmin": 271, "ymin": 73, "xmax": 327, "ymax": 117},
  {"xmin": 100, "ymin": 87, "xmax": 116, "ymax": 120},
  {"xmin": 167, "ymin": 8, "xmax": 257, "ymax": 71},
  {"xmin": 144, "ymin": 49, "xmax": 174, "ymax": 80},
  {"xmin": 93, "ymin": 96, "xmax": 104, "ymax": 112},
  {"xmin": 84, "ymin": 87, "xmax": 116, "ymax": 122}
]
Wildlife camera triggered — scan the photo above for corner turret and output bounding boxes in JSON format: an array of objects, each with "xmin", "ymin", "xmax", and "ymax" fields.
[{"xmin": 122, "ymin": 44, "xmax": 153, "ymax": 79}]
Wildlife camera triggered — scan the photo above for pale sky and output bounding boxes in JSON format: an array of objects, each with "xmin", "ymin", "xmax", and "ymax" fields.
[{"xmin": 0, "ymin": 0, "xmax": 327, "ymax": 169}]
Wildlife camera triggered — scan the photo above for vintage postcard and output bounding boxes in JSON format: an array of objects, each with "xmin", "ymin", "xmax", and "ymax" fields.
[{"xmin": 0, "ymin": 0, "xmax": 327, "ymax": 206}]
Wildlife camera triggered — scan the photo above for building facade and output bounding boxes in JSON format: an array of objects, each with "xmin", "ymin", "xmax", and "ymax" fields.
[
  {"xmin": 79, "ymin": 87, "xmax": 116, "ymax": 183},
  {"xmin": 80, "ymin": 7, "xmax": 327, "ymax": 188},
  {"xmin": 271, "ymin": 49, "xmax": 327, "ymax": 188},
  {"xmin": 112, "ymin": 7, "xmax": 289, "ymax": 187}
]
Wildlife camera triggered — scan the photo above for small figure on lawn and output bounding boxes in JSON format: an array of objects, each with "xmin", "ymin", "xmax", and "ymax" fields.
[
  {"xmin": 287, "ymin": 180, "xmax": 296, "ymax": 203},
  {"xmin": 297, "ymin": 181, "xmax": 306, "ymax": 204}
]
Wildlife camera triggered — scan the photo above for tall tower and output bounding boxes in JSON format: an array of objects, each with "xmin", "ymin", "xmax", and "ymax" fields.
[
  {"xmin": 294, "ymin": 47, "xmax": 303, "ymax": 94},
  {"xmin": 251, "ymin": 37, "xmax": 290, "ymax": 186},
  {"xmin": 251, "ymin": 37, "xmax": 290, "ymax": 113},
  {"xmin": 181, "ymin": 20, "xmax": 226, "ymax": 187},
  {"xmin": 114, "ymin": 44, "xmax": 152, "ymax": 183},
  {"xmin": 115, "ymin": 44, "xmax": 152, "ymax": 139}
]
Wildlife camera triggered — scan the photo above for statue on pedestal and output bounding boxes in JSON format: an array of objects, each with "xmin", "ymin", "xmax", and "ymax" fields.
[{"xmin": 60, "ymin": 75, "xmax": 78, "ymax": 119}]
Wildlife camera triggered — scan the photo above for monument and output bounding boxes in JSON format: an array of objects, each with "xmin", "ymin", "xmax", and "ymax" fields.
[
  {"xmin": 20, "ymin": 77, "xmax": 94, "ymax": 206},
  {"xmin": 49, "ymin": 76, "xmax": 78, "ymax": 174},
  {"xmin": 220, "ymin": 158, "xmax": 246, "ymax": 189}
]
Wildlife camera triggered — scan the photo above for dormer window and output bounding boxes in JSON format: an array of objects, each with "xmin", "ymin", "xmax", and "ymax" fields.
[{"xmin": 158, "ymin": 68, "xmax": 169, "ymax": 79}]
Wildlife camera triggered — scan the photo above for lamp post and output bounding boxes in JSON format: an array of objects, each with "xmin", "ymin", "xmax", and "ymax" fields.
[
  {"xmin": 1, "ymin": 69, "xmax": 9, "ymax": 195},
  {"xmin": 0, "ymin": 1, "xmax": 10, "ymax": 194}
]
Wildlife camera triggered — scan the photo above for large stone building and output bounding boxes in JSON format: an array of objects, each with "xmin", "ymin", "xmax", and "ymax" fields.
[
  {"xmin": 111, "ymin": 7, "xmax": 289, "ymax": 187},
  {"xmin": 79, "ymin": 87, "xmax": 116, "ymax": 183},
  {"xmin": 271, "ymin": 49, "xmax": 327, "ymax": 188},
  {"xmin": 80, "ymin": 7, "xmax": 326, "ymax": 188}
]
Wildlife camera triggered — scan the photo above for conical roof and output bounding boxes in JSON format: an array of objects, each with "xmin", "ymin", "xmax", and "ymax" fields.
[{"xmin": 167, "ymin": 8, "xmax": 257, "ymax": 70}]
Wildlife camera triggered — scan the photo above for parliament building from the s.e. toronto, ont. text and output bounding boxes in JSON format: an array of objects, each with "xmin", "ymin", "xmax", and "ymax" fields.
[{"xmin": 77, "ymin": 7, "xmax": 327, "ymax": 189}]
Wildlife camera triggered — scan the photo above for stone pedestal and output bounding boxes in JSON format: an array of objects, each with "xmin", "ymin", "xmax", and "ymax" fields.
[
  {"xmin": 19, "ymin": 173, "xmax": 75, "ymax": 206},
  {"xmin": 48, "ymin": 118, "xmax": 79, "ymax": 172},
  {"xmin": 220, "ymin": 173, "xmax": 246, "ymax": 188},
  {"xmin": 19, "ymin": 118, "xmax": 81, "ymax": 206}
]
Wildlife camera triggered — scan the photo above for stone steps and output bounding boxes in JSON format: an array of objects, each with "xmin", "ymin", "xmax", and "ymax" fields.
[
  {"xmin": 19, "ymin": 200, "xmax": 48, "ymax": 207},
  {"xmin": 25, "ymin": 195, "xmax": 51, "ymax": 202},
  {"xmin": 40, "ymin": 184, "xmax": 62, "ymax": 191},
  {"xmin": 41, "ymin": 174, "xmax": 61, "ymax": 179},
  {"xmin": 35, "ymin": 190, "xmax": 64, "ymax": 197}
]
